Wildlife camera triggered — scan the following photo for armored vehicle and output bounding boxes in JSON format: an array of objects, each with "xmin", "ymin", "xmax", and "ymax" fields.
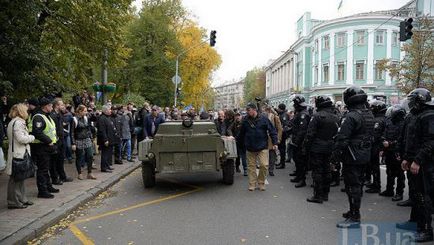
[{"xmin": 138, "ymin": 119, "xmax": 237, "ymax": 188}]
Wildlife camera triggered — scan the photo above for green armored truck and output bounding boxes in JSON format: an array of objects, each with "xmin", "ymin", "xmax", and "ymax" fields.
[{"xmin": 138, "ymin": 119, "xmax": 237, "ymax": 188}]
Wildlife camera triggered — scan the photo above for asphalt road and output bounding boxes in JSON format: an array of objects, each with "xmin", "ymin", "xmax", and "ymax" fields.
[{"xmin": 42, "ymin": 164, "xmax": 411, "ymax": 245}]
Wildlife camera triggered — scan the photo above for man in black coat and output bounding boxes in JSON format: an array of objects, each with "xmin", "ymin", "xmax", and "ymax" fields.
[
  {"xmin": 303, "ymin": 96, "xmax": 339, "ymax": 204},
  {"xmin": 289, "ymin": 95, "xmax": 311, "ymax": 188},
  {"xmin": 334, "ymin": 86, "xmax": 375, "ymax": 229},
  {"xmin": 97, "ymin": 105, "xmax": 116, "ymax": 172}
]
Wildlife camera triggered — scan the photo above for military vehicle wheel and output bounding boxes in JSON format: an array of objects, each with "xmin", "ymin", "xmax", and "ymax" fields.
[
  {"xmin": 142, "ymin": 161, "xmax": 156, "ymax": 188},
  {"xmin": 222, "ymin": 159, "xmax": 235, "ymax": 185}
]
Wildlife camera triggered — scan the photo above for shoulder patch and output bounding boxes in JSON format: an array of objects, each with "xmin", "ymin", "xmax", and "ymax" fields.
[
  {"xmin": 301, "ymin": 114, "xmax": 305, "ymax": 119},
  {"xmin": 374, "ymin": 122, "xmax": 380, "ymax": 129},
  {"xmin": 36, "ymin": 122, "xmax": 42, "ymax": 128}
]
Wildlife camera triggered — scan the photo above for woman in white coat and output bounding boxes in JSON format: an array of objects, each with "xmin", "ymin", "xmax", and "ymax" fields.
[{"xmin": 6, "ymin": 103, "xmax": 35, "ymax": 209}]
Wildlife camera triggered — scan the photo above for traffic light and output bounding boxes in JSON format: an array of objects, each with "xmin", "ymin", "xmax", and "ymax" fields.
[
  {"xmin": 210, "ymin": 30, "xmax": 217, "ymax": 47},
  {"xmin": 399, "ymin": 18, "xmax": 413, "ymax": 41}
]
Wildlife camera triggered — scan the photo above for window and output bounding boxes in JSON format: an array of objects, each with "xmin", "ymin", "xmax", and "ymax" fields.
[
  {"xmin": 323, "ymin": 35, "xmax": 329, "ymax": 49},
  {"xmin": 356, "ymin": 61, "xmax": 365, "ymax": 80},
  {"xmin": 323, "ymin": 64, "xmax": 329, "ymax": 83},
  {"xmin": 375, "ymin": 31, "xmax": 384, "ymax": 45},
  {"xmin": 356, "ymin": 31, "xmax": 365, "ymax": 45},
  {"xmin": 375, "ymin": 65, "xmax": 384, "ymax": 80},
  {"xmin": 337, "ymin": 64, "xmax": 345, "ymax": 81},
  {"xmin": 314, "ymin": 66, "xmax": 318, "ymax": 85},
  {"xmin": 392, "ymin": 32, "xmax": 398, "ymax": 46},
  {"xmin": 337, "ymin": 33, "xmax": 345, "ymax": 47},
  {"xmin": 315, "ymin": 39, "xmax": 319, "ymax": 52}
]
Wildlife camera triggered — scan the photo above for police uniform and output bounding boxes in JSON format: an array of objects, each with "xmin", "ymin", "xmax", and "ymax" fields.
[
  {"xmin": 29, "ymin": 107, "xmax": 59, "ymax": 197},
  {"xmin": 304, "ymin": 96, "xmax": 339, "ymax": 203},
  {"xmin": 382, "ymin": 111, "xmax": 405, "ymax": 200},
  {"xmin": 334, "ymin": 86, "xmax": 374, "ymax": 229},
  {"xmin": 398, "ymin": 88, "xmax": 434, "ymax": 242},
  {"xmin": 290, "ymin": 96, "xmax": 311, "ymax": 188}
]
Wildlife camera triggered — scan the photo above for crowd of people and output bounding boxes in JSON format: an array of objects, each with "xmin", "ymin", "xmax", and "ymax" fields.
[
  {"xmin": 215, "ymin": 86, "xmax": 434, "ymax": 243},
  {"xmin": 1, "ymin": 86, "xmax": 433, "ymax": 242}
]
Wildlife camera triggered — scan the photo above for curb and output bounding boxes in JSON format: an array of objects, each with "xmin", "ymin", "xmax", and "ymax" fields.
[{"xmin": 1, "ymin": 162, "xmax": 141, "ymax": 245}]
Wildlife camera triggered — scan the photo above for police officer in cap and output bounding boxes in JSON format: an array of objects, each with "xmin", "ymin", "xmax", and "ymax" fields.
[
  {"xmin": 365, "ymin": 100, "xmax": 387, "ymax": 194},
  {"xmin": 303, "ymin": 95, "xmax": 339, "ymax": 203},
  {"xmin": 289, "ymin": 95, "xmax": 311, "ymax": 188},
  {"xmin": 334, "ymin": 86, "xmax": 375, "ymax": 228},
  {"xmin": 29, "ymin": 97, "xmax": 60, "ymax": 198},
  {"xmin": 398, "ymin": 88, "xmax": 434, "ymax": 242}
]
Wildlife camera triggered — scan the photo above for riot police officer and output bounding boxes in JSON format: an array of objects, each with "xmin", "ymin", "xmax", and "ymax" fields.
[
  {"xmin": 289, "ymin": 95, "xmax": 311, "ymax": 188},
  {"xmin": 303, "ymin": 96, "xmax": 339, "ymax": 203},
  {"xmin": 365, "ymin": 100, "xmax": 387, "ymax": 194},
  {"xmin": 381, "ymin": 105, "xmax": 406, "ymax": 201},
  {"xmin": 398, "ymin": 88, "xmax": 434, "ymax": 243},
  {"xmin": 334, "ymin": 86, "xmax": 374, "ymax": 229},
  {"xmin": 29, "ymin": 98, "xmax": 60, "ymax": 198}
]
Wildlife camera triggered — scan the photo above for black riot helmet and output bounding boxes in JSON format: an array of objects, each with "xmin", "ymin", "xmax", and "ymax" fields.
[
  {"xmin": 389, "ymin": 104, "xmax": 406, "ymax": 122},
  {"xmin": 343, "ymin": 85, "xmax": 367, "ymax": 106},
  {"xmin": 314, "ymin": 95, "xmax": 333, "ymax": 108},
  {"xmin": 292, "ymin": 94, "xmax": 307, "ymax": 108},
  {"xmin": 407, "ymin": 88, "xmax": 434, "ymax": 111},
  {"xmin": 370, "ymin": 100, "xmax": 387, "ymax": 114}
]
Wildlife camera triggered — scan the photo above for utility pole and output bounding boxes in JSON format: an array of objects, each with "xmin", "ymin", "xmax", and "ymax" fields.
[{"xmin": 101, "ymin": 48, "xmax": 108, "ymax": 104}]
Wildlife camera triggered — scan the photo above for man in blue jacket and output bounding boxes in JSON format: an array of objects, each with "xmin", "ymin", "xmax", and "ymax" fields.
[
  {"xmin": 144, "ymin": 106, "xmax": 165, "ymax": 139},
  {"xmin": 237, "ymin": 102, "xmax": 278, "ymax": 191}
]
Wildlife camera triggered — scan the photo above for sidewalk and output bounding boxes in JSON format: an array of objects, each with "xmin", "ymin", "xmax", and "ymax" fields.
[{"xmin": 0, "ymin": 155, "xmax": 140, "ymax": 245}]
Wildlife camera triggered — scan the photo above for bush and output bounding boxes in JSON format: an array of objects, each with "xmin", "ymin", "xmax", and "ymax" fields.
[{"xmin": 122, "ymin": 93, "xmax": 147, "ymax": 107}]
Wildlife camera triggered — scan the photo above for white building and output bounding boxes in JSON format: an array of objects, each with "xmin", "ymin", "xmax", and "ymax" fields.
[{"xmin": 213, "ymin": 79, "xmax": 244, "ymax": 109}]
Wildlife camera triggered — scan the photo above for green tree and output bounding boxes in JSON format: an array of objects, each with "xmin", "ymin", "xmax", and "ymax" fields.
[
  {"xmin": 377, "ymin": 16, "xmax": 434, "ymax": 94},
  {"xmin": 243, "ymin": 67, "xmax": 266, "ymax": 103}
]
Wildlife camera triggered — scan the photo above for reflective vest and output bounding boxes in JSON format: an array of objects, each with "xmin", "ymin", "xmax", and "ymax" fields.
[{"xmin": 28, "ymin": 113, "xmax": 58, "ymax": 144}]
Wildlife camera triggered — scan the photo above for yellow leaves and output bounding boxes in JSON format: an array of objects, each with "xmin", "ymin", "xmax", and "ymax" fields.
[{"xmin": 177, "ymin": 22, "xmax": 222, "ymax": 108}]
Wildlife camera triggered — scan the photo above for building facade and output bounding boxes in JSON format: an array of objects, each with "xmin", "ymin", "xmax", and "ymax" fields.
[
  {"xmin": 213, "ymin": 79, "xmax": 244, "ymax": 109},
  {"xmin": 266, "ymin": 0, "xmax": 426, "ymax": 107}
]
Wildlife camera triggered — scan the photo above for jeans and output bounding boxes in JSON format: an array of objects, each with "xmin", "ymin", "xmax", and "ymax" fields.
[
  {"xmin": 120, "ymin": 139, "xmax": 131, "ymax": 161},
  {"xmin": 63, "ymin": 135, "xmax": 73, "ymax": 161},
  {"xmin": 76, "ymin": 147, "xmax": 93, "ymax": 174}
]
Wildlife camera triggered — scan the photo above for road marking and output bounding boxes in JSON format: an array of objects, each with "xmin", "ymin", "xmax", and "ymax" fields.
[
  {"xmin": 69, "ymin": 178, "xmax": 203, "ymax": 244},
  {"xmin": 69, "ymin": 224, "xmax": 95, "ymax": 245}
]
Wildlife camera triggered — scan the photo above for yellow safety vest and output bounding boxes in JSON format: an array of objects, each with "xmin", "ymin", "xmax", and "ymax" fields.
[{"xmin": 28, "ymin": 114, "xmax": 58, "ymax": 144}]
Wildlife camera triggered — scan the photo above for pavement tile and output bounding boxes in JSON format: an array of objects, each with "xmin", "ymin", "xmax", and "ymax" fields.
[{"xmin": 0, "ymin": 154, "xmax": 139, "ymax": 244}]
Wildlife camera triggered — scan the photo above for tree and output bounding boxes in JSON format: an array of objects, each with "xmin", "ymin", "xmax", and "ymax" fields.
[
  {"xmin": 0, "ymin": 0, "xmax": 133, "ymax": 99},
  {"xmin": 176, "ymin": 22, "xmax": 221, "ymax": 109},
  {"xmin": 243, "ymin": 67, "xmax": 266, "ymax": 103},
  {"xmin": 377, "ymin": 16, "xmax": 434, "ymax": 94}
]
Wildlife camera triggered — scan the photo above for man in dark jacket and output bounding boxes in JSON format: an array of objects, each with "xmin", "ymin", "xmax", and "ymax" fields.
[
  {"xmin": 97, "ymin": 105, "xmax": 116, "ymax": 172},
  {"xmin": 144, "ymin": 106, "xmax": 165, "ymax": 138},
  {"xmin": 289, "ymin": 95, "xmax": 311, "ymax": 188},
  {"xmin": 334, "ymin": 86, "xmax": 375, "ymax": 229},
  {"xmin": 111, "ymin": 106, "xmax": 123, "ymax": 164},
  {"xmin": 50, "ymin": 99, "xmax": 73, "ymax": 185},
  {"xmin": 303, "ymin": 96, "xmax": 339, "ymax": 204},
  {"xmin": 237, "ymin": 103, "xmax": 278, "ymax": 191},
  {"xmin": 276, "ymin": 103, "xmax": 291, "ymax": 169}
]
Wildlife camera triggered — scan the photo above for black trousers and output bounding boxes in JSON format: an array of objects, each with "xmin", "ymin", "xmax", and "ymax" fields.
[
  {"xmin": 293, "ymin": 146, "xmax": 307, "ymax": 180},
  {"xmin": 100, "ymin": 145, "xmax": 113, "ymax": 171},
  {"xmin": 310, "ymin": 152, "xmax": 332, "ymax": 197},
  {"xmin": 278, "ymin": 135, "xmax": 287, "ymax": 165},
  {"xmin": 409, "ymin": 168, "xmax": 433, "ymax": 231},
  {"xmin": 384, "ymin": 151, "xmax": 405, "ymax": 195},
  {"xmin": 49, "ymin": 142, "xmax": 67, "ymax": 182},
  {"xmin": 31, "ymin": 145, "xmax": 53, "ymax": 194},
  {"xmin": 113, "ymin": 142, "xmax": 121, "ymax": 163},
  {"xmin": 343, "ymin": 164, "xmax": 365, "ymax": 213},
  {"xmin": 367, "ymin": 147, "xmax": 381, "ymax": 188}
]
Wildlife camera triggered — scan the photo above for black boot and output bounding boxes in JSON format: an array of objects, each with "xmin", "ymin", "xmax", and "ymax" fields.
[
  {"xmin": 414, "ymin": 229, "xmax": 434, "ymax": 243},
  {"xmin": 337, "ymin": 210, "xmax": 361, "ymax": 229},
  {"xmin": 289, "ymin": 171, "xmax": 297, "ymax": 176},
  {"xmin": 379, "ymin": 190, "xmax": 394, "ymax": 197},
  {"xmin": 365, "ymin": 187, "xmax": 380, "ymax": 193},
  {"xmin": 307, "ymin": 195, "xmax": 323, "ymax": 203},
  {"xmin": 295, "ymin": 180, "xmax": 306, "ymax": 188},
  {"xmin": 392, "ymin": 194, "xmax": 403, "ymax": 202},
  {"xmin": 397, "ymin": 199, "xmax": 413, "ymax": 207},
  {"xmin": 290, "ymin": 177, "xmax": 301, "ymax": 183},
  {"xmin": 276, "ymin": 164, "xmax": 285, "ymax": 169}
]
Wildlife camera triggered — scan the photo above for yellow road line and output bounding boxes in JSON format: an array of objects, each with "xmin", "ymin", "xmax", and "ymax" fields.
[
  {"xmin": 69, "ymin": 224, "xmax": 95, "ymax": 245},
  {"xmin": 72, "ymin": 187, "xmax": 202, "ymax": 225},
  {"xmin": 69, "ymin": 178, "xmax": 203, "ymax": 244}
]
